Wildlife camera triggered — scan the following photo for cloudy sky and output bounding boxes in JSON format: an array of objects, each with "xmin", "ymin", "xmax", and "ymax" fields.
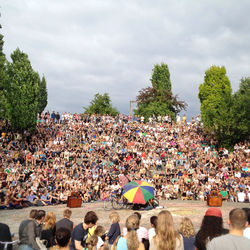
[{"xmin": 1, "ymin": 0, "xmax": 250, "ymax": 120}]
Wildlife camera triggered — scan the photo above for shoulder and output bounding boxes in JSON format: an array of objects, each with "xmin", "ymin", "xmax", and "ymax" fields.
[
  {"xmin": 114, "ymin": 223, "xmax": 120, "ymax": 228},
  {"xmin": 72, "ymin": 223, "xmax": 84, "ymax": 234},
  {"xmin": 139, "ymin": 226, "xmax": 148, "ymax": 232},
  {"xmin": 117, "ymin": 237, "xmax": 126, "ymax": 245},
  {"xmin": 117, "ymin": 237, "xmax": 127, "ymax": 249},
  {"xmin": 243, "ymin": 227, "xmax": 250, "ymax": 239}
]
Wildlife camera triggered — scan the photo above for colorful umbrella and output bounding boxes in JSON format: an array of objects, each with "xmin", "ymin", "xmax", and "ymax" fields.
[{"xmin": 122, "ymin": 180, "xmax": 154, "ymax": 204}]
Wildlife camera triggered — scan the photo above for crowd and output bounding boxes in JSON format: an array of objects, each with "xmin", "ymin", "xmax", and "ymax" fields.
[
  {"xmin": 0, "ymin": 207, "xmax": 250, "ymax": 249},
  {"xmin": 0, "ymin": 111, "xmax": 249, "ymax": 209}
]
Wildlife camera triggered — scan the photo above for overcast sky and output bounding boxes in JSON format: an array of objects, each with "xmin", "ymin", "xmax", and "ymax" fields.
[{"xmin": 1, "ymin": 0, "xmax": 250, "ymax": 120}]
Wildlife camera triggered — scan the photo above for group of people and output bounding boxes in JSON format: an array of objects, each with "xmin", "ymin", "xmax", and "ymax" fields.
[
  {"xmin": 0, "ymin": 111, "xmax": 249, "ymax": 209},
  {"xmin": 0, "ymin": 207, "xmax": 249, "ymax": 249}
]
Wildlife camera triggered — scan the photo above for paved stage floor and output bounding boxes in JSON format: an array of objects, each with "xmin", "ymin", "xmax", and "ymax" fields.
[{"xmin": 0, "ymin": 200, "xmax": 248, "ymax": 238}]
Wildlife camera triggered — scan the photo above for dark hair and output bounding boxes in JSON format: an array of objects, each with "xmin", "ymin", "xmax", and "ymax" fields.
[
  {"xmin": 63, "ymin": 209, "xmax": 72, "ymax": 218},
  {"xmin": 150, "ymin": 216, "xmax": 157, "ymax": 228},
  {"xmin": 196, "ymin": 216, "xmax": 223, "ymax": 249},
  {"xmin": 56, "ymin": 227, "xmax": 71, "ymax": 247},
  {"xmin": 133, "ymin": 212, "xmax": 141, "ymax": 221},
  {"xmin": 84, "ymin": 211, "xmax": 98, "ymax": 225},
  {"xmin": 29, "ymin": 209, "xmax": 38, "ymax": 219},
  {"xmin": 36, "ymin": 210, "xmax": 46, "ymax": 220},
  {"xmin": 242, "ymin": 208, "xmax": 250, "ymax": 224},
  {"xmin": 229, "ymin": 208, "xmax": 247, "ymax": 230}
]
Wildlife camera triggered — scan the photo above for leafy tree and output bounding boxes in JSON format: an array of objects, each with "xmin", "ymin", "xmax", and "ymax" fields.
[
  {"xmin": 84, "ymin": 93, "xmax": 119, "ymax": 116},
  {"xmin": 134, "ymin": 62, "xmax": 186, "ymax": 121},
  {"xmin": 4, "ymin": 48, "xmax": 40, "ymax": 132},
  {"xmin": 151, "ymin": 62, "xmax": 172, "ymax": 92},
  {"xmin": 0, "ymin": 24, "xmax": 7, "ymax": 119},
  {"xmin": 38, "ymin": 75, "xmax": 48, "ymax": 114},
  {"xmin": 198, "ymin": 65, "xmax": 233, "ymax": 146},
  {"xmin": 230, "ymin": 77, "xmax": 250, "ymax": 143}
]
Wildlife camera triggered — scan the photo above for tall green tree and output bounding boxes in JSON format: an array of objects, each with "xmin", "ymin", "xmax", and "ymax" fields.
[
  {"xmin": 151, "ymin": 62, "xmax": 172, "ymax": 92},
  {"xmin": 84, "ymin": 93, "xmax": 119, "ymax": 116},
  {"xmin": 4, "ymin": 48, "xmax": 40, "ymax": 132},
  {"xmin": 0, "ymin": 24, "xmax": 7, "ymax": 118},
  {"xmin": 231, "ymin": 77, "xmax": 250, "ymax": 143},
  {"xmin": 134, "ymin": 62, "xmax": 186, "ymax": 121},
  {"xmin": 38, "ymin": 75, "xmax": 48, "ymax": 114},
  {"xmin": 198, "ymin": 65, "xmax": 233, "ymax": 146}
]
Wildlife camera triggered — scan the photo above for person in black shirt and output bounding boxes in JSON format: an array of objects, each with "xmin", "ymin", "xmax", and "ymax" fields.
[
  {"xmin": 0, "ymin": 223, "xmax": 12, "ymax": 250},
  {"xmin": 70, "ymin": 211, "xmax": 98, "ymax": 250},
  {"xmin": 56, "ymin": 209, "xmax": 74, "ymax": 232}
]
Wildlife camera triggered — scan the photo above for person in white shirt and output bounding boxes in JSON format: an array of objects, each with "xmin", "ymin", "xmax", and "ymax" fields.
[
  {"xmin": 237, "ymin": 189, "xmax": 246, "ymax": 202},
  {"xmin": 242, "ymin": 208, "xmax": 250, "ymax": 240},
  {"xmin": 148, "ymin": 216, "xmax": 157, "ymax": 242},
  {"xmin": 122, "ymin": 212, "xmax": 148, "ymax": 242}
]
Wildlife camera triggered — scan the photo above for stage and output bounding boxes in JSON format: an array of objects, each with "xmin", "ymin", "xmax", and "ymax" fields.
[{"xmin": 0, "ymin": 199, "xmax": 247, "ymax": 238}]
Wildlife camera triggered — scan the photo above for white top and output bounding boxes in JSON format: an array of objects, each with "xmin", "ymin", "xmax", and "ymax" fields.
[
  {"xmin": 243, "ymin": 227, "xmax": 250, "ymax": 240},
  {"xmin": 96, "ymin": 236, "xmax": 104, "ymax": 249},
  {"xmin": 237, "ymin": 192, "xmax": 245, "ymax": 202},
  {"xmin": 148, "ymin": 228, "xmax": 156, "ymax": 242},
  {"xmin": 122, "ymin": 226, "xmax": 148, "ymax": 242}
]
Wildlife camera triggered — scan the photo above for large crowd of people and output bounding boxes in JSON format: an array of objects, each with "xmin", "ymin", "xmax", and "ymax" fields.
[
  {"xmin": 0, "ymin": 112, "xmax": 249, "ymax": 209},
  {"xmin": 0, "ymin": 207, "xmax": 249, "ymax": 249}
]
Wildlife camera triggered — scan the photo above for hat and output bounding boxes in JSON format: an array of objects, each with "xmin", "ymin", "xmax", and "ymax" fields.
[{"xmin": 205, "ymin": 207, "xmax": 222, "ymax": 218}]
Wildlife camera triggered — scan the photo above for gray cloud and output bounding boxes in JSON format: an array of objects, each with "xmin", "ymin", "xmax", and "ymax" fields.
[{"xmin": 1, "ymin": 0, "xmax": 250, "ymax": 120}]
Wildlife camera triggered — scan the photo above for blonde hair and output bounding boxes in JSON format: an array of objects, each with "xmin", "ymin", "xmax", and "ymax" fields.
[
  {"xmin": 87, "ymin": 235, "xmax": 98, "ymax": 250},
  {"xmin": 154, "ymin": 210, "xmax": 180, "ymax": 250},
  {"xmin": 126, "ymin": 214, "xmax": 140, "ymax": 250},
  {"xmin": 43, "ymin": 212, "xmax": 56, "ymax": 230},
  {"xmin": 94, "ymin": 225, "xmax": 105, "ymax": 236},
  {"xmin": 109, "ymin": 211, "xmax": 120, "ymax": 223},
  {"xmin": 178, "ymin": 217, "xmax": 195, "ymax": 238}
]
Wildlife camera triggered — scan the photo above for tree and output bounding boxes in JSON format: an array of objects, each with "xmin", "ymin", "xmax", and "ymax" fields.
[
  {"xmin": 134, "ymin": 62, "xmax": 187, "ymax": 121},
  {"xmin": 84, "ymin": 93, "xmax": 119, "ymax": 116},
  {"xmin": 151, "ymin": 62, "xmax": 172, "ymax": 92},
  {"xmin": 198, "ymin": 65, "xmax": 233, "ymax": 146},
  {"xmin": 4, "ymin": 48, "xmax": 40, "ymax": 132},
  {"xmin": 0, "ymin": 24, "xmax": 7, "ymax": 119},
  {"xmin": 38, "ymin": 75, "xmax": 48, "ymax": 114},
  {"xmin": 230, "ymin": 77, "xmax": 250, "ymax": 143}
]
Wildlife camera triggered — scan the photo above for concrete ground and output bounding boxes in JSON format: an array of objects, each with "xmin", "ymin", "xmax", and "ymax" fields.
[{"xmin": 0, "ymin": 200, "xmax": 248, "ymax": 239}]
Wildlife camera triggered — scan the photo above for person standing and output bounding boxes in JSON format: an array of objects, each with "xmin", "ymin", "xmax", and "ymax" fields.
[{"xmin": 207, "ymin": 208, "xmax": 250, "ymax": 250}]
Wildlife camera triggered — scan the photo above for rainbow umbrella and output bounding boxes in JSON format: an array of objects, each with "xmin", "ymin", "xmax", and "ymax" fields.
[{"xmin": 122, "ymin": 180, "xmax": 154, "ymax": 204}]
